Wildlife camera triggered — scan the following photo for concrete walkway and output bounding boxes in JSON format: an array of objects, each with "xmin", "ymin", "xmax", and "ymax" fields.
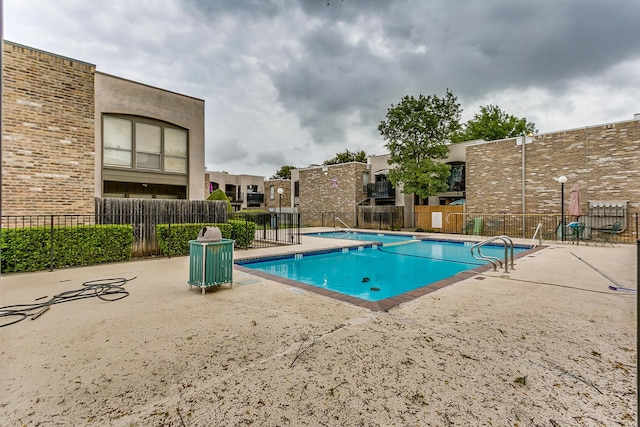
[{"xmin": 0, "ymin": 232, "xmax": 637, "ymax": 426}]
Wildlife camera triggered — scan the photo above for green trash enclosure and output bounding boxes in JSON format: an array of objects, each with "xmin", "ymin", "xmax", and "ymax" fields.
[{"xmin": 188, "ymin": 239, "xmax": 234, "ymax": 294}]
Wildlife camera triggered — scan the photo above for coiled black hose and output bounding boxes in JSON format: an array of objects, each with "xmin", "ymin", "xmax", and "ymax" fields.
[{"xmin": 0, "ymin": 277, "xmax": 136, "ymax": 328}]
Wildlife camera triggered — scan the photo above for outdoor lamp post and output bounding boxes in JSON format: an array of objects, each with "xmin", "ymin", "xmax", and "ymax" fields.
[
  {"xmin": 276, "ymin": 187, "xmax": 284, "ymax": 240},
  {"xmin": 277, "ymin": 187, "xmax": 284, "ymax": 213},
  {"xmin": 558, "ymin": 176, "xmax": 567, "ymax": 241}
]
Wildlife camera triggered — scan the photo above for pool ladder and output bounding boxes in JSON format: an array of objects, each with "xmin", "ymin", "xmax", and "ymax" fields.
[
  {"xmin": 335, "ymin": 217, "xmax": 353, "ymax": 233},
  {"xmin": 470, "ymin": 235, "xmax": 515, "ymax": 273}
]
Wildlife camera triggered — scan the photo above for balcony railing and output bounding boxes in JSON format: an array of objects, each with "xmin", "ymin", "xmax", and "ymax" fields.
[
  {"xmin": 247, "ymin": 193, "xmax": 264, "ymax": 207},
  {"xmin": 366, "ymin": 181, "xmax": 395, "ymax": 199}
]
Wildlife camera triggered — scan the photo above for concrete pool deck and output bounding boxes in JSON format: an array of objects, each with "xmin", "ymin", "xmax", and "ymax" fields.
[{"xmin": 0, "ymin": 230, "xmax": 637, "ymax": 425}]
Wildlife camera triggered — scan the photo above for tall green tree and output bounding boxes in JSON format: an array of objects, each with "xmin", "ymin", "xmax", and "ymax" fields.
[
  {"xmin": 453, "ymin": 104, "xmax": 537, "ymax": 142},
  {"xmin": 271, "ymin": 165, "xmax": 296, "ymax": 180},
  {"xmin": 378, "ymin": 90, "xmax": 462, "ymax": 201},
  {"xmin": 323, "ymin": 149, "xmax": 367, "ymax": 165}
]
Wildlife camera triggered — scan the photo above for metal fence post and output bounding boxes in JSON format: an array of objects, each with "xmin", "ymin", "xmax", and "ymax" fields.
[
  {"xmin": 637, "ymin": 239, "xmax": 639, "ymax": 288},
  {"xmin": 49, "ymin": 215, "xmax": 54, "ymax": 271},
  {"xmin": 245, "ymin": 213, "xmax": 249, "ymax": 250},
  {"xmin": 262, "ymin": 213, "xmax": 267, "ymax": 240},
  {"xmin": 167, "ymin": 219, "xmax": 172, "ymax": 259}
]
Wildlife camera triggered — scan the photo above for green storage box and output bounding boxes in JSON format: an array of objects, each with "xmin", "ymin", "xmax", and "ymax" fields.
[{"xmin": 188, "ymin": 239, "xmax": 234, "ymax": 294}]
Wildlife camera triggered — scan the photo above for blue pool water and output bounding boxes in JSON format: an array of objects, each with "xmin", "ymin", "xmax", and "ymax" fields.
[
  {"xmin": 307, "ymin": 231, "xmax": 415, "ymax": 244},
  {"xmin": 238, "ymin": 239, "xmax": 526, "ymax": 302}
]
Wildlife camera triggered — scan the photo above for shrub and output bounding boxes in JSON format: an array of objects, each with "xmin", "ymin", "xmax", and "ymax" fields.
[
  {"xmin": 156, "ymin": 223, "xmax": 233, "ymax": 256},
  {"xmin": 0, "ymin": 225, "xmax": 133, "ymax": 273},
  {"xmin": 156, "ymin": 220, "xmax": 258, "ymax": 254},
  {"xmin": 231, "ymin": 210, "xmax": 271, "ymax": 226},
  {"xmin": 207, "ymin": 189, "xmax": 233, "ymax": 213},
  {"xmin": 228, "ymin": 219, "xmax": 257, "ymax": 248}
]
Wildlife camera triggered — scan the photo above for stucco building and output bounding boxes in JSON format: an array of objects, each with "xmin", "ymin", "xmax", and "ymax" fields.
[
  {"xmin": 206, "ymin": 171, "xmax": 265, "ymax": 211},
  {"xmin": 95, "ymin": 72, "xmax": 204, "ymax": 201}
]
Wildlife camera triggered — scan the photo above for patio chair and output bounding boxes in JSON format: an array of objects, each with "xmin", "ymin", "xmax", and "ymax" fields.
[
  {"xmin": 485, "ymin": 219, "xmax": 501, "ymax": 235},
  {"xmin": 461, "ymin": 219, "xmax": 474, "ymax": 234},
  {"xmin": 567, "ymin": 222, "xmax": 587, "ymax": 245},
  {"xmin": 593, "ymin": 222, "xmax": 622, "ymax": 246},
  {"xmin": 542, "ymin": 221, "xmax": 562, "ymax": 241},
  {"xmin": 461, "ymin": 217, "xmax": 483, "ymax": 235}
]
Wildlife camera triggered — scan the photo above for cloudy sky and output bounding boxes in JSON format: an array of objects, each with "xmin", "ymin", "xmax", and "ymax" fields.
[{"xmin": 4, "ymin": 0, "xmax": 640, "ymax": 177}]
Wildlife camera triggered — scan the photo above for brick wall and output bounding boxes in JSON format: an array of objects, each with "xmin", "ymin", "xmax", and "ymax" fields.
[
  {"xmin": 264, "ymin": 180, "xmax": 291, "ymax": 211},
  {"xmin": 466, "ymin": 119, "xmax": 640, "ymax": 215},
  {"xmin": 298, "ymin": 163, "xmax": 368, "ymax": 226},
  {"xmin": 2, "ymin": 42, "xmax": 96, "ymax": 215}
]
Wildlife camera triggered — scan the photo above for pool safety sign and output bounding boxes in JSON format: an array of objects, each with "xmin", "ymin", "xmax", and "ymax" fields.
[{"xmin": 431, "ymin": 212, "xmax": 442, "ymax": 228}]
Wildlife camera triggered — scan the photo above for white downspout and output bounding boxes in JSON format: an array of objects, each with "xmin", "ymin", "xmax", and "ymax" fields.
[{"xmin": 519, "ymin": 135, "xmax": 532, "ymax": 238}]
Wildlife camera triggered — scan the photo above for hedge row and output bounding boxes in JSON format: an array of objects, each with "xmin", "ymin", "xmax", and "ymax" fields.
[
  {"xmin": 1, "ymin": 220, "xmax": 257, "ymax": 273},
  {"xmin": 156, "ymin": 223, "xmax": 232, "ymax": 255},
  {"xmin": 156, "ymin": 220, "xmax": 256, "ymax": 255},
  {"xmin": 1, "ymin": 225, "xmax": 133, "ymax": 273}
]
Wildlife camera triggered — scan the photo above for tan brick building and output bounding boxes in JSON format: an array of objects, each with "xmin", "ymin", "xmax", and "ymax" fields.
[
  {"xmin": 286, "ymin": 117, "xmax": 638, "ymax": 232},
  {"xmin": 465, "ymin": 117, "xmax": 640, "ymax": 216},
  {"xmin": 264, "ymin": 179, "xmax": 292, "ymax": 213},
  {"xmin": 2, "ymin": 41, "xmax": 205, "ymax": 216},
  {"xmin": 292, "ymin": 163, "xmax": 369, "ymax": 226},
  {"xmin": 2, "ymin": 42, "xmax": 96, "ymax": 215}
]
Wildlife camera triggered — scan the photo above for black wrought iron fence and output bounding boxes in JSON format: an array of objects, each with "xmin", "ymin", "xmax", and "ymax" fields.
[
  {"xmin": 1, "ymin": 212, "xmax": 301, "ymax": 273},
  {"xmin": 428, "ymin": 211, "xmax": 639, "ymax": 244},
  {"xmin": 229, "ymin": 212, "xmax": 301, "ymax": 246},
  {"xmin": 357, "ymin": 206, "xmax": 404, "ymax": 230},
  {"xmin": 299, "ymin": 212, "xmax": 358, "ymax": 228}
]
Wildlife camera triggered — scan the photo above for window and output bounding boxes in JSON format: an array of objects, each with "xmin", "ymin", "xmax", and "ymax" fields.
[
  {"xmin": 447, "ymin": 162, "xmax": 465, "ymax": 191},
  {"xmin": 164, "ymin": 127, "xmax": 188, "ymax": 173},
  {"xmin": 136, "ymin": 122, "xmax": 161, "ymax": 170},
  {"xmin": 103, "ymin": 115, "xmax": 188, "ymax": 174},
  {"xmin": 103, "ymin": 116, "xmax": 132, "ymax": 167}
]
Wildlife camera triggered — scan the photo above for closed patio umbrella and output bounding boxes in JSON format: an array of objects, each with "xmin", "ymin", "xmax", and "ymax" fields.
[{"xmin": 568, "ymin": 183, "xmax": 582, "ymax": 219}]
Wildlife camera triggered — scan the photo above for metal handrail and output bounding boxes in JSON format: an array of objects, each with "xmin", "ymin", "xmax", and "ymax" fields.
[
  {"xmin": 470, "ymin": 235, "xmax": 515, "ymax": 273},
  {"xmin": 530, "ymin": 223, "xmax": 542, "ymax": 248},
  {"xmin": 335, "ymin": 217, "xmax": 353, "ymax": 233}
]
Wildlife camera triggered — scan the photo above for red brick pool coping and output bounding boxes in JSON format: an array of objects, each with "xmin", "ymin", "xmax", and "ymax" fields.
[{"xmin": 234, "ymin": 245, "xmax": 547, "ymax": 312}]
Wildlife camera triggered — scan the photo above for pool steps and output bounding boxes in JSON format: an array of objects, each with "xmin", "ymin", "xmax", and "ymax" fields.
[{"xmin": 470, "ymin": 235, "xmax": 515, "ymax": 273}]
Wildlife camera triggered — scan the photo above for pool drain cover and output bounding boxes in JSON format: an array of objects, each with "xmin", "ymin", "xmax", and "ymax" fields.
[{"xmin": 370, "ymin": 287, "xmax": 380, "ymax": 292}]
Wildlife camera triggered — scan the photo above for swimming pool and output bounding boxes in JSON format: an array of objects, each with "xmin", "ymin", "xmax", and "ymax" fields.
[
  {"xmin": 306, "ymin": 230, "xmax": 415, "ymax": 244},
  {"xmin": 236, "ymin": 238, "xmax": 529, "ymax": 309}
]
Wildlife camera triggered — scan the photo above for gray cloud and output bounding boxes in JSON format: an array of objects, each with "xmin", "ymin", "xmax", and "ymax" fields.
[
  {"xmin": 209, "ymin": 139, "xmax": 249, "ymax": 162},
  {"xmin": 5, "ymin": 0, "xmax": 639, "ymax": 177}
]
